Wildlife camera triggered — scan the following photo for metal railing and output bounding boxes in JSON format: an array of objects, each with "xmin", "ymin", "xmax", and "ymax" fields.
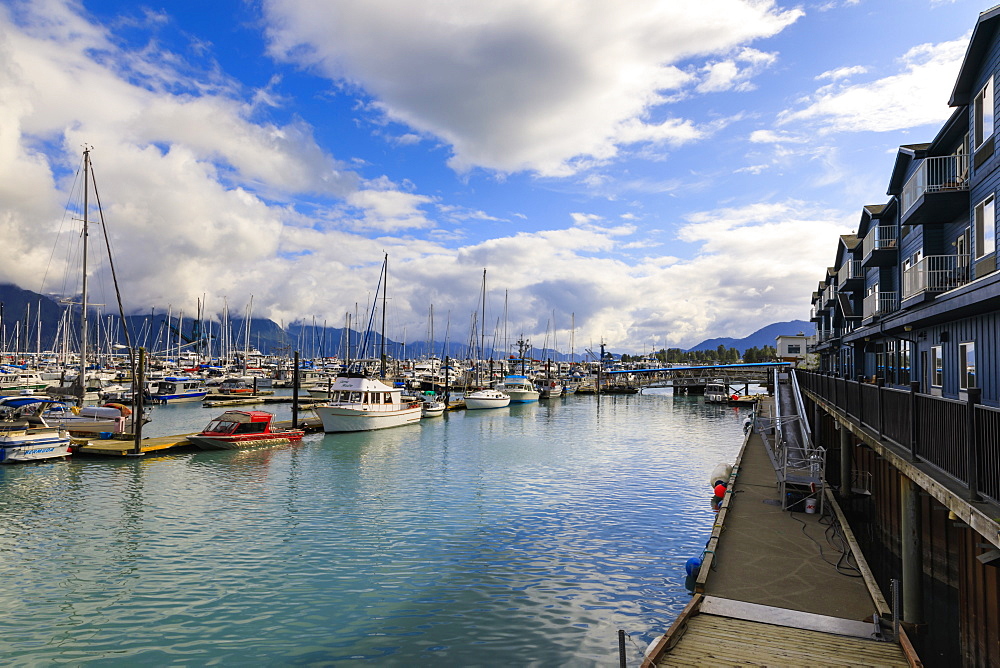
[
  {"xmin": 838, "ymin": 259, "xmax": 862, "ymax": 287},
  {"xmin": 862, "ymin": 225, "xmax": 898, "ymax": 258},
  {"xmin": 901, "ymin": 154, "xmax": 970, "ymax": 214},
  {"xmin": 797, "ymin": 371, "xmax": 999, "ymax": 505},
  {"xmin": 902, "ymin": 254, "xmax": 970, "ymax": 299},
  {"xmin": 863, "ymin": 291, "xmax": 898, "ymax": 319}
]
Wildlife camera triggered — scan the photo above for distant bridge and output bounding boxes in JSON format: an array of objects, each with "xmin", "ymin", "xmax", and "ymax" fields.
[{"xmin": 604, "ymin": 362, "xmax": 790, "ymax": 393}]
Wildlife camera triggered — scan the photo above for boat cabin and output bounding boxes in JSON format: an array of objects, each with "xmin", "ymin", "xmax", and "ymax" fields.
[{"xmin": 202, "ymin": 411, "xmax": 274, "ymax": 435}]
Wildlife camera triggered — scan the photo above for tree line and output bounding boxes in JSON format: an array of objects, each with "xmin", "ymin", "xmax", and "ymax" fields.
[{"xmin": 620, "ymin": 345, "xmax": 778, "ymax": 365}]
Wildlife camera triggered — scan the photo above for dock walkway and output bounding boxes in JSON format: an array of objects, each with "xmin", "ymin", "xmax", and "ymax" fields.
[{"xmin": 643, "ymin": 394, "xmax": 917, "ymax": 666}]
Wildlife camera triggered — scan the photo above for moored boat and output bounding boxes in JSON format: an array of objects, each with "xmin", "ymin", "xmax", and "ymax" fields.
[
  {"xmin": 187, "ymin": 410, "xmax": 305, "ymax": 450},
  {"xmin": 314, "ymin": 375, "xmax": 422, "ymax": 432},
  {"xmin": 464, "ymin": 388, "xmax": 511, "ymax": 410},
  {"xmin": 148, "ymin": 377, "xmax": 208, "ymax": 404},
  {"xmin": 704, "ymin": 380, "xmax": 728, "ymax": 403},
  {"xmin": 496, "ymin": 375, "xmax": 539, "ymax": 403},
  {"xmin": 419, "ymin": 395, "xmax": 446, "ymax": 418}
]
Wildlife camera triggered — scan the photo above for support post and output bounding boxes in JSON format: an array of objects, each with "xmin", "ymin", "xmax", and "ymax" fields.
[
  {"xmin": 967, "ymin": 387, "xmax": 981, "ymax": 502},
  {"xmin": 131, "ymin": 347, "xmax": 145, "ymax": 457},
  {"xmin": 909, "ymin": 381, "xmax": 920, "ymax": 462},
  {"xmin": 900, "ymin": 476, "xmax": 924, "ymax": 626},
  {"xmin": 857, "ymin": 375, "xmax": 865, "ymax": 425},
  {"xmin": 292, "ymin": 351, "xmax": 300, "ymax": 429},
  {"xmin": 839, "ymin": 425, "xmax": 851, "ymax": 497},
  {"xmin": 876, "ymin": 377, "xmax": 885, "ymax": 439}
]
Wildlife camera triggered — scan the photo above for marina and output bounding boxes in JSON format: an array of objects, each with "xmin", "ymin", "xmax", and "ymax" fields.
[{"xmin": 0, "ymin": 387, "xmax": 748, "ymax": 665}]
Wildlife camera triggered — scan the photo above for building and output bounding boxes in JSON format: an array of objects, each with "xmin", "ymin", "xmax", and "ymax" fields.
[
  {"xmin": 775, "ymin": 333, "xmax": 814, "ymax": 366},
  {"xmin": 804, "ymin": 7, "xmax": 1000, "ymax": 666}
]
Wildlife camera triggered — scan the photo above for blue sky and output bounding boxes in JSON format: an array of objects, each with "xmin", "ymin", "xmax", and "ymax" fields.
[{"xmin": 0, "ymin": 0, "xmax": 986, "ymax": 353}]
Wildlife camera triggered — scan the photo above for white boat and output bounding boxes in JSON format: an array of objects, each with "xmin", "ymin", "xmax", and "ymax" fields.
[
  {"xmin": 0, "ymin": 409, "xmax": 72, "ymax": 464},
  {"xmin": 148, "ymin": 377, "xmax": 209, "ymax": 404},
  {"xmin": 419, "ymin": 396, "xmax": 446, "ymax": 418},
  {"xmin": 704, "ymin": 380, "xmax": 729, "ymax": 403},
  {"xmin": 0, "ymin": 397, "xmax": 134, "ymax": 435},
  {"xmin": 495, "ymin": 375, "xmax": 539, "ymax": 403},
  {"xmin": 536, "ymin": 378, "xmax": 564, "ymax": 399},
  {"xmin": 314, "ymin": 375, "xmax": 422, "ymax": 432},
  {"xmin": 0, "ymin": 368, "xmax": 49, "ymax": 393},
  {"xmin": 464, "ymin": 388, "xmax": 511, "ymax": 410}
]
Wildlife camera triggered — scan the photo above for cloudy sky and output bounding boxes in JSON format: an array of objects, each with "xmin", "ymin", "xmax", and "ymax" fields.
[{"xmin": 0, "ymin": 0, "xmax": 984, "ymax": 353}]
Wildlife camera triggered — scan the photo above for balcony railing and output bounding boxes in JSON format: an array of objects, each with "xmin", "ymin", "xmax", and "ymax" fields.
[
  {"xmin": 837, "ymin": 259, "xmax": 862, "ymax": 287},
  {"xmin": 816, "ymin": 328, "xmax": 833, "ymax": 342},
  {"xmin": 901, "ymin": 155, "xmax": 970, "ymax": 214},
  {"xmin": 862, "ymin": 225, "xmax": 898, "ymax": 258},
  {"xmin": 863, "ymin": 291, "xmax": 898, "ymax": 319},
  {"xmin": 902, "ymin": 254, "xmax": 971, "ymax": 299}
]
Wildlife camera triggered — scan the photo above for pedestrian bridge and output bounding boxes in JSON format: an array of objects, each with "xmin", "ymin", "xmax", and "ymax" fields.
[{"xmin": 605, "ymin": 362, "xmax": 791, "ymax": 393}]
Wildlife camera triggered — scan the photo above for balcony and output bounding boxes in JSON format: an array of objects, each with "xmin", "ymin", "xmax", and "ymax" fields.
[
  {"xmin": 816, "ymin": 328, "xmax": 834, "ymax": 342},
  {"xmin": 902, "ymin": 254, "xmax": 970, "ymax": 300},
  {"xmin": 900, "ymin": 155, "xmax": 969, "ymax": 225},
  {"xmin": 862, "ymin": 225, "xmax": 898, "ymax": 267},
  {"xmin": 837, "ymin": 259, "xmax": 863, "ymax": 290},
  {"xmin": 863, "ymin": 291, "xmax": 898, "ymax": 320}
]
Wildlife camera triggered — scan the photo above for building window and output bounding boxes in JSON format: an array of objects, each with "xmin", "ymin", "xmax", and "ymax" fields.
[
  {"xmin": 899, "ymin": 340, "xmax": 911, "ymax": 385},
  {"xmin": 975, "ymin": 195, "xmax": 996, "ymax": 259},
  {"xmin": 931, "ymin": 346, "xmax": 943, "ymax": 387},
  {"xmin": 788, "ymin": 345, "xmax": 801, "ymax": 354},
  {"xmin": 959, "ymin": 342, "xmax": 976, "ymax": 390},
  {"xmin": 975, "ymin": 77, "xmax": 994, "ymax": 149}
]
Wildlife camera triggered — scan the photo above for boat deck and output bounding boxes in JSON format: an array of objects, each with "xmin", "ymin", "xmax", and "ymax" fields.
[{"xmin": 643, "ymin": 395, "xmax": 916, "ymax": 667}]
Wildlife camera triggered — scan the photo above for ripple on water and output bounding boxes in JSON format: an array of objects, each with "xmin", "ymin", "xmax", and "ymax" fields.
[{"xmin": 0, "ymin": 390, "xmax": 746, "ymax": 665}]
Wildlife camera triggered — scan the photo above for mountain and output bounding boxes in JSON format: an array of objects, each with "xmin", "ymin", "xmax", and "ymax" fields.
[{"xmin": 685, "ymin": 320, "xmax": 813, "ymax": 353}]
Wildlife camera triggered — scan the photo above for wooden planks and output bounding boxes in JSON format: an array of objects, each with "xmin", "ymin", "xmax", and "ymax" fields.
[{"xmin": 657, "ymin": 614, "xmax": 909, "ymax": 667}]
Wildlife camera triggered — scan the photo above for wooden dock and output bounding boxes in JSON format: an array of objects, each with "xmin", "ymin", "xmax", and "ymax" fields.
[{"xmin": 642, "ymin": 396, "xmax": 919, "ymax": 667}]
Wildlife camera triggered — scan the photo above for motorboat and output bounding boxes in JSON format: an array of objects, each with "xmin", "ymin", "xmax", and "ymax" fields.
[
  {"xmin": 535, "ymin": 378, "xmax": 564, "ymax": 399},
  {"xmin": 464, "ymin": 388, "xmax": 511, "ymax": 410},
  {"xmin": 419, "ymin": 395, "xmax": 446, "ymax": 418},
  {"xmin": 187, "ymin": 410, "xmax": 305, "ymax": 450},
  {"xmin": 0, "ymin": 403, "xmax": 72, "ymax": 463},
  {"xmin": 495, "ymin": 375, "xmax": 539, "ymax": 403},
  {"xmin": 0, "ymin": 396, "xmax": 135, "ymax": 435},
  {"xmin": 0, "ymin": 368, "xmax": 49, "ymax": 394},
  {"xmin": 314, "ymin": 375, "xmax": 422, "ymax": 432},
  {"xmin": 704, "ymin": 380, "xmax": 729, "ymax": 403},
  {"xmin": 148, "ymin": 377, "xmax": 208, "ymax": 404}
]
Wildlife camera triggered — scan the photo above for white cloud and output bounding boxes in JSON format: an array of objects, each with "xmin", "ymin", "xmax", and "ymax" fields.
[
  {"xmin": 696, "ymin": 48, "xmax": 778, "ymax": 93},
  {"xmin": 263, "ymin": 0, "xmax": 803, "ymax": 176},
  {"xmin": 749, "ymin": 129, "xmax": 807, "ymax": 143},
  {"xmin": 815, "ymin": 65, "xmax": 868, "ymax": 81},
  {"xmin": 778, "ymin": 35, "xmax": 969, "ymax": 133}
]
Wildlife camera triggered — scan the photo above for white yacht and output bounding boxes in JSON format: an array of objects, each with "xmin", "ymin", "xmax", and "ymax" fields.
[
  {"xmin": 495, "ymin": 375, "xmax": 539, "ymax": 403},
  {"xmin": 464, "ymin": 388, "xmax": 511, "ymax": 410},
  {"xmin": 314, "ymin": 375, "xmax": 422, "ymax": 432}
]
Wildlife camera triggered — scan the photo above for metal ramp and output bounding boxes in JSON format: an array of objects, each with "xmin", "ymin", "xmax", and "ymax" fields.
[{"xmin": 756, "ymin": 369, "xmax": 826, "ymax": 512}]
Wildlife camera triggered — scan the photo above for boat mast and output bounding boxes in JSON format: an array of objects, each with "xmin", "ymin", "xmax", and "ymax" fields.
[
  {"xmin": 380, "ymin": 253, "xmax": 387, "ymax": 378},
  {"xmin": 79, "ymin": 147, "xmax": 91, "ymax": 404}
]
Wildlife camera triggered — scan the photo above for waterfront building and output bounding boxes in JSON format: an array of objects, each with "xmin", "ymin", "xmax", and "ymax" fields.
[{"xmin": 803, "ymin": 7, "xmax": 1000, "ymax": 665}]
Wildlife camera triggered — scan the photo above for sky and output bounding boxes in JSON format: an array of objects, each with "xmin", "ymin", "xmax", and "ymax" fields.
[{"xmin": 0, "ymin": 0, "xmax": 988, "ymax": 354}]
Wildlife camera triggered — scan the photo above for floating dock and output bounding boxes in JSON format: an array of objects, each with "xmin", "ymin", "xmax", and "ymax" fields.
[{"xmin": 642, "ymin": 393, "xmax": 919, "ymax": 667}]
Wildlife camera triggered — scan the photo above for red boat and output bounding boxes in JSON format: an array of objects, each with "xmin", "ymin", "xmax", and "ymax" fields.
[{"xmin": 187, "ymin": 410, "xmax": 305, "ymax": 450}]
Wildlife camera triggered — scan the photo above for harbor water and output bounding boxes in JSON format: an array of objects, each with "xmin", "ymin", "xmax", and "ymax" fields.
[{"xmin": 1, "ymin": 389, "xmax": 748, "ymax": 665}]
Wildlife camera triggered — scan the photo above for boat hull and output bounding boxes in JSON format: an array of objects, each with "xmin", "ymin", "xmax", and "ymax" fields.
[
  {"xmin": 464, "ymin": 393, "xmax": 511, "ymax": 410},
  {"xmin": 187, "ymin": 432, "xmax": 304, "ymax": 450},
  {"xmin": 151, "ymin": 392, "xmax": 208, "ymax": 404},
  {"xmin": 315, "ymin": 405, "xmax": 422, "ymax": 432},
  {"xmin": 0, "ymin": 430, "xmax": 72, "ymax": 463}
]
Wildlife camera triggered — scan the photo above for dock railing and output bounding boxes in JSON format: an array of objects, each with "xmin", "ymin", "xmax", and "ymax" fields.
[{"xmin": 797, "ymin": 371, "xmax": 999, "ymax": 505}]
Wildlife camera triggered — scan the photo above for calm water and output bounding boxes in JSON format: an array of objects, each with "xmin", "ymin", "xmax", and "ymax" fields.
[{"xmin": 0, "ymin": 389, "xmax": 746, "ymax": 666}]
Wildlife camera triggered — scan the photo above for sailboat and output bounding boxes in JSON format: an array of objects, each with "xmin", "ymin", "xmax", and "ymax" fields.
[{"xmin": 464, "ymin": 269, "xmax": 510, "ymax": 410}]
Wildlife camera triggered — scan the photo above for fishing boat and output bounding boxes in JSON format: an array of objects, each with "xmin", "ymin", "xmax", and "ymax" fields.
[
  {"xmin": 704, "ymin": 380, "xmax": 729, "ymax": 403},
  {"xmin": 495, "ymin": 374, "xmax": 539, "ymax": 403},
  {"xmin": 464, "ymin": 388, "xmax": 511, "ymax": 410},
  {"xmin": 148, "ymin": 377, "xmax": 208, "ymax": 404},
  {"xmin": 535, "ymin": 378, "xmax": 564, "ymax": 399},
  {"xmin": 187, "ymin": 410, "xmax": 305, "ymax": 450},
  {"xmin": 0, "ymin": 368, "xmax": 49, "ymax": 394},
  {"xmin": 314, "ymin": 375, "xmax": 422, "ymax": 432}
]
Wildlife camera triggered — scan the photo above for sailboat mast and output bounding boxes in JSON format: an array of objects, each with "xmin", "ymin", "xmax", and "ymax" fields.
[
  {"xmin": 380, "ymin": 253, "xmax": 387, "ymax": 378},
  {"xmin": 80, "ymin": 148, "xmax": 91, "ymax": 402}
]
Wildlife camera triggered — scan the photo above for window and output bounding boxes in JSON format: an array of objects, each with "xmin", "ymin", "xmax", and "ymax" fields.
[
  {"xmin": 931, "ymin": 346, "xmax": 943, "ymax": 387},
  {"xmin": 960, "ymin": 342, "xmax": 976, "ymax": 390},
  {"xmin": 787, "ymin": 345, "xmax": 801, "ymax": 354},
  {"xmin": 975, "ymin": 77, "xmax": 994, "ymax": 149},
  {"xmin": 975, "ymin": 195, "xmax": 996, "ymax": 259}
]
